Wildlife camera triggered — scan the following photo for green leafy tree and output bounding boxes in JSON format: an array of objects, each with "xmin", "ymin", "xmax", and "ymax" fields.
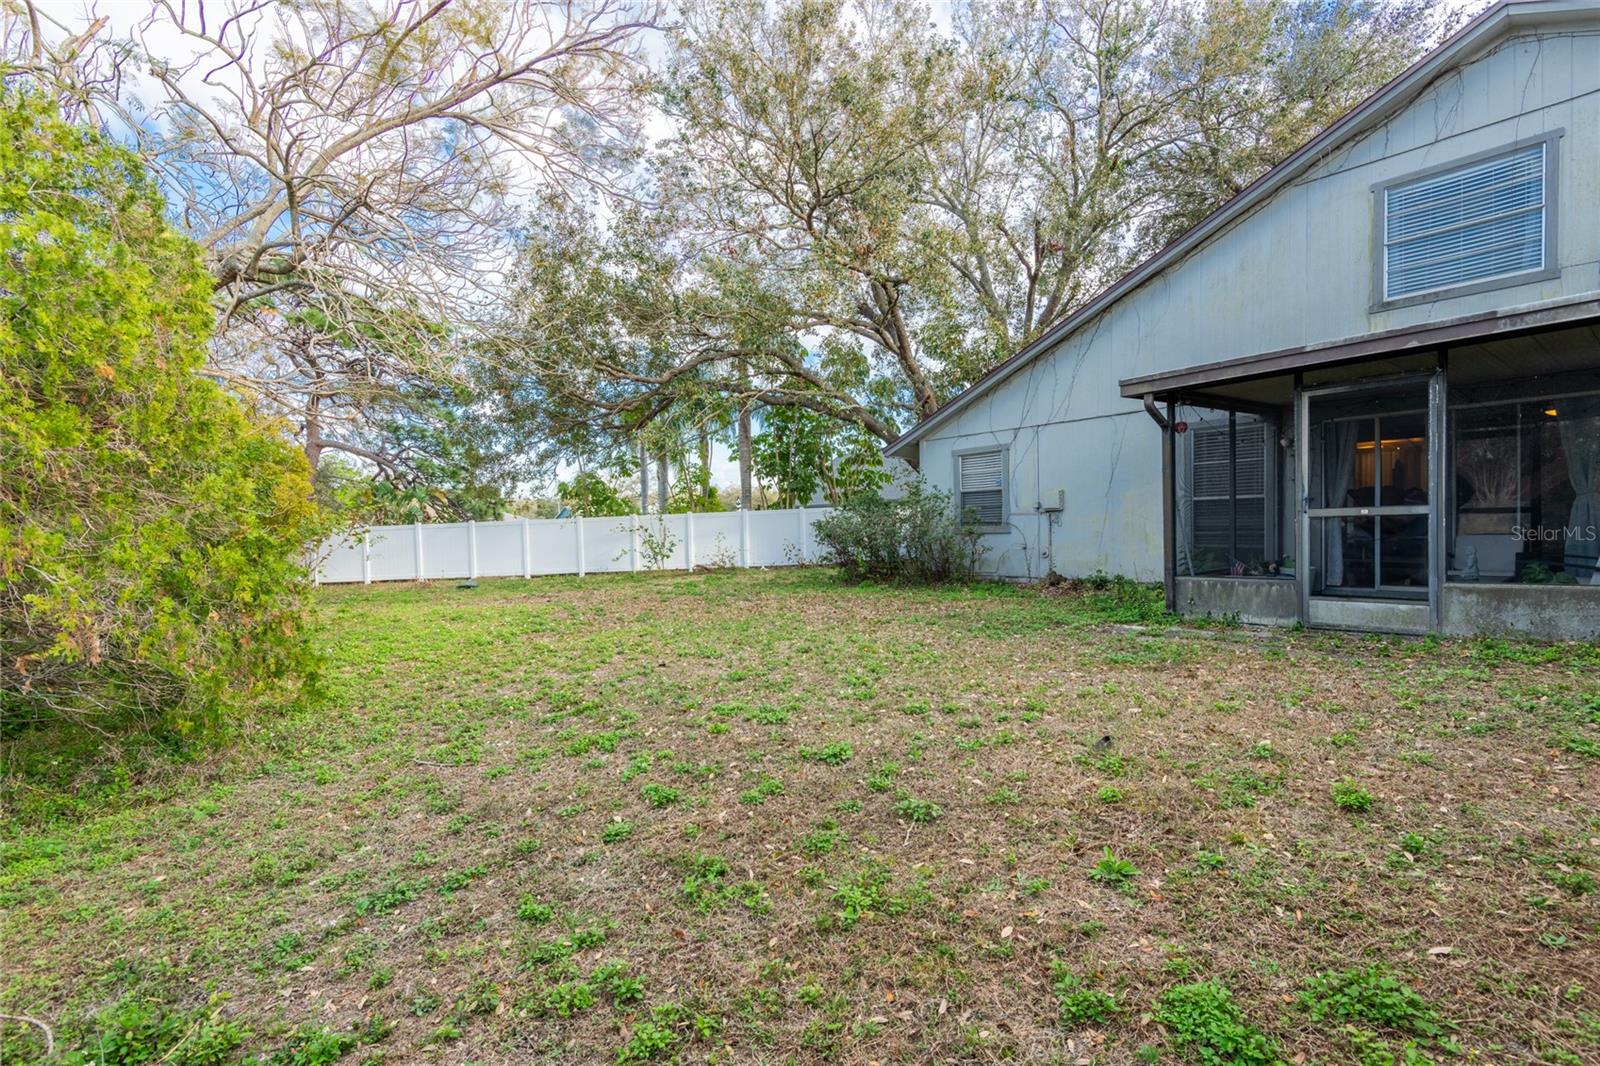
[
  {"xmin": 752, "ymin": 408, "xmax": 830, "ymax": 509},
  {"xmin": 7, "ymin": 0, "xmax": 663, "ymax": 482},
  {"xmin": 753, "ymin": 405, "xmax": 892, "ymax": 508},
  {"xmin": 559, "ymin": 473, "xmax": 638, "ymax": 517},
  {"xmin": 507, "ymin": 0, "xmax": 1449, "ymax": 452},
  {"xmin": 0, "ymin": 93, "xmax": 322, "ymax": 752}
]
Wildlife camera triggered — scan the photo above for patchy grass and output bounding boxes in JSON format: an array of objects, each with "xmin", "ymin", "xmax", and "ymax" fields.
[{"xmin": 2, "ymin": 568, "xmax": 1598, "ymax": 1063}]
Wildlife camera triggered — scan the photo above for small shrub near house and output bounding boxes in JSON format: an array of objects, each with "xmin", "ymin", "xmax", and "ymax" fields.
[{"xmin": 811, "ymin": 481, "xmax": 987, "ymax": 584}]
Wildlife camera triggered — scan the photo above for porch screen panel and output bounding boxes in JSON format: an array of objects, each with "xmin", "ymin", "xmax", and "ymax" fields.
[
  {"xmin": 1190, "ymin": 420, "xmax": 1268, "ymax": 573},
  {"xmin": 1448, "ymin": 374, "xmax": 1600, "ymax": 585},
  {"xmin": 958, "ymin": 450, "xmax": 1005, "ymax": 525},
  {"xmin": 1384, "ymin": 143, "xmax": 1546, "ymax": 301}
]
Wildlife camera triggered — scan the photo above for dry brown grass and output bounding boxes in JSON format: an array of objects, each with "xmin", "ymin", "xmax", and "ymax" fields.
[{"xmin": 2, "ymin": 569, "xmax": 1597, "ymax": 1064}]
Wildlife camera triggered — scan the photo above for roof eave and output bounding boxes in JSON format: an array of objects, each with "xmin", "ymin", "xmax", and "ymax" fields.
[
  {"xmin": 1117, "ymin": 293, "xmax": 1600, "ymax": 398},
  {"xmin": 882, "ymin": 436, "xmax": 917, "ymax": 460}
]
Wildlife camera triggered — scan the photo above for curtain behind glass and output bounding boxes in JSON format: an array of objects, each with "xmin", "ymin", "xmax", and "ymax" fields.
[
  {"xmin": 1560, "ymin": 397, "xmax": 1600, "ymax": 582},
  {"xmin": 1324, "ymin": 421, "xmax": 1360, "ymax": 586}
]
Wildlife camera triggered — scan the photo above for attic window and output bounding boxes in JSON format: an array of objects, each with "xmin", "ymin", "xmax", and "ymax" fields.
[
  {"xmin": 957, "ymin": 449, "xmax": 1006, "ymax": 527},
  {"xmin": 1380, "ymin": 140, "xmax": 1553, "ymax": 303}
]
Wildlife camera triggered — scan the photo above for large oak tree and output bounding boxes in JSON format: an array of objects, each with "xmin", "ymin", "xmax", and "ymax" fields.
[
  {"xmin": 6, "ymin": 0, "xmax": 661, "ymax": 488},
  {"xmin": 503, "ymin": 0, "xmax": 1451, "ymax": 455}
]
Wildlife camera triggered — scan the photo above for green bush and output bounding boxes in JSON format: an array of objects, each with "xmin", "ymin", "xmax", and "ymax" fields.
[
  {"xmin": 1052, "ymin": 966, "xmax": 1118, "ymax": 1026},
  {"xmin": 61, "ymin": 998, "xmax": 247, "ymax": 1066},
  {"xmin": 1155, "ymin": 981, "xmax": 1279, "ymax": 1066},
  {"xmin": 811, "ymin": 480, "xmax": 987, "ymax": 584},
  {"xmin": 1298, "ymin": 965, "xmax": 1448, "ymax": 1038},
  {"xmin": 0, "ymin": 95, "xmax": 322, "ymax": 773}
]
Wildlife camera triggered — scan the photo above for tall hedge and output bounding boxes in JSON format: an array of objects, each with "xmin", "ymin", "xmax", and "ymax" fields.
[{"xmin": 0, "ymin": 93, "xmax": 322, "ymax": 743}]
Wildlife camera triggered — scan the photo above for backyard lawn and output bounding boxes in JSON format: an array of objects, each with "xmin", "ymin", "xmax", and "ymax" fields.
[{"xmin": 3, "ymin": 569, "xmax": 1599, "ymax": 1064}]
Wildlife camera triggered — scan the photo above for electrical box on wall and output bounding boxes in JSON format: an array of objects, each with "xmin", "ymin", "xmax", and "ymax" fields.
[{"xmin": 1037, "ymin": 489, "xmax": 1065, "ymax": 514}]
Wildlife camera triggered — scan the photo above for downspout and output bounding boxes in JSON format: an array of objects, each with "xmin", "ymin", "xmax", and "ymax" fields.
[
  {"xmin": 1143, "ymin": 394, "xmax": 1177, "ymax": 614},
  {"xmin": 1142, "ymin": 394, "xmax": 1170, "ymax": 431}
]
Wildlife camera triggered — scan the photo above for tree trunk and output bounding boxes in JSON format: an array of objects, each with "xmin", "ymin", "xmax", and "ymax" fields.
[
  {"xmin": 697, "ymin": 428, "xmax": 711, "ymax": 510},
  {"xmin": 738, "ymin": 402, "xmax": 753, "ymax": 511},
  {"xmin": 638, "ymin": 438, "xmax": 649, "ymax": 514},
  {"xmin": 303, "ymin": 395, "xmax": 322, "ymax": 475},
  {"xmin": 655, "ymin": 455, "xmax": 669, "ymax": 514}
]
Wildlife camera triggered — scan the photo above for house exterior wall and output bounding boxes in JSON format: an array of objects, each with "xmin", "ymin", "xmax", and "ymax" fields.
[
  {"xmin": 1175, "ymin": 577, "xmax": 1301, "ymax": 626},
  {"xmin": 1440, "ymin": 585, "xmax": 1600, "ymax": 639},
  {"xmin": 914, "ymin": 23, "xmax": 1600, "ymax": 580}
]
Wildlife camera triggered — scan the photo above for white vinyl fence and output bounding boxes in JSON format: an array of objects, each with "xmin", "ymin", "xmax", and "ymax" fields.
[{"xmin": 315, "ymin": 507, "xmax": 836, "ymax": 585}]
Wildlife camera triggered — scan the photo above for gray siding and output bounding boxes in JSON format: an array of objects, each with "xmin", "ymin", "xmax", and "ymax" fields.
[{"xmin": 918, "ymin": 23, "xmax": 1600, "ymax": 579}]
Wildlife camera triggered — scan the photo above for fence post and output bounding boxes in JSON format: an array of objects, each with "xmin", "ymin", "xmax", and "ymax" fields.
[
  {"xmin": 684, "ymin": 510, "xmax": 695, "ymax": 571},
  {"xmin": 797, "ymin": 507, "xmax": 808, "ymax": 563},
  {"xmin": 575, "ymin": 517, "xmax": 587, "ymax": 577},
  {"xmin": 631, "ymin": 516, "xmax": 640, "ymax": 573},
  {"xmin": 521, "ymin": 518, "xmax": 532, "ymax": 579},
  {"xmin": 740, "ymin": 507, "xmax": 751, "ymax": 568},
  {"xmin": 362, "ymin": 530, "xmax": 372, "ymax": 584},
  {"xmin": 413, "ymin": 520, "xmax": 424, "ymax": 581},
  {"xmin": 467, "ymin": 520, "xmax": 478, "ymax": 579}
]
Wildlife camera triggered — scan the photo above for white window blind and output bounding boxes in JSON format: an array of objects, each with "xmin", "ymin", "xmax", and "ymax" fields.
[
  {"xmin": 1383, "ymin": 142, "xmax": 1547, "ymax": 301},
  {"xmin": 958, "ymin": 450, "xmax": 1005, "ymax": 525},
  {"xmin": 1192, "ymin": 422, "xmax": 1266, "ymax": 564}
]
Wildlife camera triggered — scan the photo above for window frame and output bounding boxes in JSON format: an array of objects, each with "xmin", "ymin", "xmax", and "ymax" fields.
[
  {"xmin": 1370, "ymin": 130, "xmax": 1562, "ymax": 312},
  {"xmin": 953, "ymin": 445, "xmax": 1010, "ymax": 533}
]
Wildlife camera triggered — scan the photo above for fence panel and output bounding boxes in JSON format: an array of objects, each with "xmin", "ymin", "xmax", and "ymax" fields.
[
  {"xmin": 475, "ymin": 521, "xmax": 524, "ymax": 578},
  {"xmin": 691, "ymin": 512, "xmax": 743, "ymax": 567},
  {"xmin": 745, "ymin": 509, "xmax": 801, "ymax": 566},
  {"xmin": 529, "ymin": 518, "xmax": 580, "ymax": 576},
  {"xmin": 320, "ymin": 533, "xmax": 366, "ymax": 584},
  {"xmin": 316, "ymin": 507, "xmax": 834, "ymax": 584},
  {"xmin": 420, "ymin": 522, "xmax": 470, "ymax": 580},
  {"xmin": 371, "ymin": 525, "xmax": 418, "ymax": 581},
  {"xmin": 581, "ymin": 517, "xmax": 635, "ymax": 574}
]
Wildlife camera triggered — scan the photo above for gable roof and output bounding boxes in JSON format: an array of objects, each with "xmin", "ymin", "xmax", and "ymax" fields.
[{"xmin": 884, "ymin": 0, "xmax": 1596, "ymax": 459}]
